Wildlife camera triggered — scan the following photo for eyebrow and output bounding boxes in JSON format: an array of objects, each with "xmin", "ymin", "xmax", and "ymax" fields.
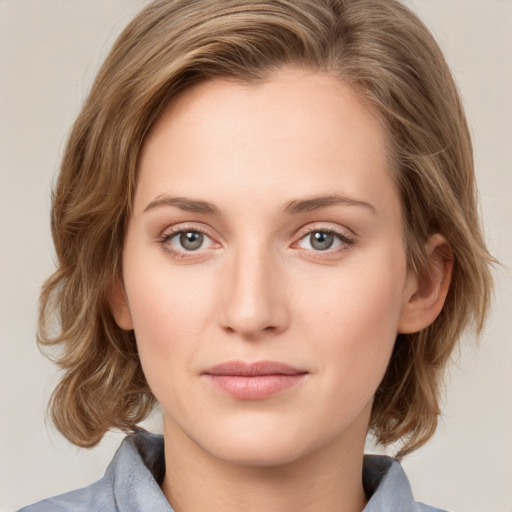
[
  {"xmin": 144, "ymin": 195, "xmax": 220, "ymax": 215},
  {"xmin": 143, "ymin": 193, "xmax": 376, "ymax": 216},
  {"xmin": 283, "ymin": 195, "xmax": 376, "ymax": 215}
]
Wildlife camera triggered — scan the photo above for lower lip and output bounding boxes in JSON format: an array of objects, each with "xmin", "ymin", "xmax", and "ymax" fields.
[{"xmin": 205, "ymin": 374, "xmax": 306, "ymax": 400}]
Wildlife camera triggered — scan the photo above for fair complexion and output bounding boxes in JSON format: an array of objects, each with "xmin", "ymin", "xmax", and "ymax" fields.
[{"xmin": 110, "ymin": 68, "xmax": 452, "ymax": 512}]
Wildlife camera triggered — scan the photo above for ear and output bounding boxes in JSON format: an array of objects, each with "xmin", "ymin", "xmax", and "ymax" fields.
[
  {"xmin": 398, "ymin": 234, "xmax": 453, "ymax": 334},
  {"xmin": 108, "ymin": 278, "xmax": 134, "ymax": 331}
]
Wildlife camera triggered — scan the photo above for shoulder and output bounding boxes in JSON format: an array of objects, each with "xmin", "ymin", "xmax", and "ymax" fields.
[
  {"xmin": 418, "ymin": 504, "xmax": 449, "ymax": 512},
  {"xmin": 16, "ymin": 476, "xmax": 116, "ymax": 512},
  {"xmin": 17, "ymin": 432, "xmax": 169, "ymax": 512},
  {"xmin": 363, "ymin": 454, "xmax": 449, "ymax": 512}
]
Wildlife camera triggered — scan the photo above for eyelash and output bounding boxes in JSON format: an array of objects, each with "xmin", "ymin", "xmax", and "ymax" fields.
[
  {"xmin": 157, "ymin": 224, "xmax": 355, "ymax": 260},
  {"xmin": 294, "ymin": 227, "xmax": 355, "ymax": 257},
  {"xmin": 158, "ymin": 224, "xmax": 213, "ymax": 259}
]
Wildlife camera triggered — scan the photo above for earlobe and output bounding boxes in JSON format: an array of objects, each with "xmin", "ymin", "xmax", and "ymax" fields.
[
  {"xmin": 398, "ymin": 234, "xmax": 453, "ymax": 334},
  {"xmin": 108, "ymin": 278, "xmax": 134, "ymax": 331}
]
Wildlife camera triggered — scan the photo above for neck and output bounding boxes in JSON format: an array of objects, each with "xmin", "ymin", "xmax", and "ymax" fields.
[{"xmin": 161, "ymin": 418, "xmax": 369, "ymax": 512}]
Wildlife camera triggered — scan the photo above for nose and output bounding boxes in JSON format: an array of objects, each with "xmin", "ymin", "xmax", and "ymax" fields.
[{"xmin": 218, "ymin": 243, "xmax": 290, "ymax": 340}]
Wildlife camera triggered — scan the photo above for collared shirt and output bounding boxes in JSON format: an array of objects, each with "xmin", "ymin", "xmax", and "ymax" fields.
[{"xmin": 19, "ymin": 431, "xmax": 447, "ymax": 512}]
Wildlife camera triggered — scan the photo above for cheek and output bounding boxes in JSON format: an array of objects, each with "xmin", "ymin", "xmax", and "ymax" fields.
[
  {"xmin": 122, "ymin": 252, "xmax": 218, "ymax": 390},
  {"xmin": 295, "ymin": 249, "xmax": 407, "ymax": 396},
  {"xmin": 299, "ymin": 255, "xmax": 406, "ymax": 336}
]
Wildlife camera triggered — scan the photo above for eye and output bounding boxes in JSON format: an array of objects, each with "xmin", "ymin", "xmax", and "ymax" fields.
[
  {"xmin": 160, "ymin": 227, "xmax": 216, "ymax": 255},
  {"xmin": 307, "ymin": 231, "xmax": 337, "ymax": 251},
  {"xmin": 296, "ymin": 229, "xmax": 354, "ymax": 252},
  {"xmin": 174, "ymin": 231, "xmax": 206, "ymax": 251}
]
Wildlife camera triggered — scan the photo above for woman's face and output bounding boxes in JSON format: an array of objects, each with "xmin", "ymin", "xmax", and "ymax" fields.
[{"xmin": 115, "ymin": 68, "xmax": 418, "ymax": 465}]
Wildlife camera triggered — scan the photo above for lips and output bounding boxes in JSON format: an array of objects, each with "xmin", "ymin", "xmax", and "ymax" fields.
[{"xmin": 203, "ymin": 360, "xmax": 308, "ymax": 400}]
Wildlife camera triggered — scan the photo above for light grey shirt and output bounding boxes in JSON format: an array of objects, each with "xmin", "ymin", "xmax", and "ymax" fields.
[{"xmin": 19, "ymin": 431, "xmax": 447, "ymax": 511}]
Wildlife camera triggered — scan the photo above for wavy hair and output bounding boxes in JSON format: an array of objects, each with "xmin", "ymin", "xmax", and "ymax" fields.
[{"xmin": 38, "ymin": 0, "xmax": 494, "ymax": 457}]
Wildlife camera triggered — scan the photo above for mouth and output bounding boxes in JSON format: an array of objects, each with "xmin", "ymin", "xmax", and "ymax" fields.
[{"xmin": 203, "ymin": 360, "xmax": 308, "ymax": 400}]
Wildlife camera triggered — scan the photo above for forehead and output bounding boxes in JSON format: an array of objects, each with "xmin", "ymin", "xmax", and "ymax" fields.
[{"xmin": 136, "ymin": 67, "xmax": 398, "ymax": 222}]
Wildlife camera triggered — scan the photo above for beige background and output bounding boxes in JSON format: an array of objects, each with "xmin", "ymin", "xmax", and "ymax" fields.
[{"xmin": 1, "ymin": 1, "xmax": 511, "ymax": 511}]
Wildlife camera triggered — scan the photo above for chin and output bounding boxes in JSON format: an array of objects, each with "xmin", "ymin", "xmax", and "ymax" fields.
[
  {"xmin": 191, "ymin": 415, "xmax": 329, "ymax": 468},
  {"xmin": 208, "ymin": 434, "xmax": 310, "ymax": 468}
]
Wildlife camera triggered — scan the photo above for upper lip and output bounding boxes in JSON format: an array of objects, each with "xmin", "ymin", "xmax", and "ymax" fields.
[{"xmin": 204, "ymin": 360, "xmax": 307, "ymax": 376}]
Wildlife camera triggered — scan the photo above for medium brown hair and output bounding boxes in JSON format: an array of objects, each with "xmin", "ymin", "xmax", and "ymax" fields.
[{"xmin": 39, "ymin": 0, "xmax": 494, "ymax": 457}]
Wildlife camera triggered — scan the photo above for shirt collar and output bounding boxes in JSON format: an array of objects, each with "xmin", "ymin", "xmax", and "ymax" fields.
[
  {"xmin": 362, "ymin": 454, "xmax": 423, "ymax": 511},
  {"xmin": 107, "ymin": 431, "xmax": 422, "ymax": 511}
]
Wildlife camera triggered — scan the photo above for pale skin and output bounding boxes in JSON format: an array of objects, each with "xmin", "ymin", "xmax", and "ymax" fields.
[{"xmin": 110, "ymin": 67, "xmax": 453, "ymax": 512}]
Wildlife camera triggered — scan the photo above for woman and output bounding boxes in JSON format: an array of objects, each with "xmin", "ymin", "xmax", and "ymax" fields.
[{"xmin": 17, "ymin": 0, "xmax": 495, "ymax": 510}]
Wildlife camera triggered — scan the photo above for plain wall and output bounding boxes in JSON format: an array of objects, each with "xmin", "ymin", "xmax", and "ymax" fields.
[{"xmin": 1, "ymin": 1, "xmax": 510, "ymax": 511}]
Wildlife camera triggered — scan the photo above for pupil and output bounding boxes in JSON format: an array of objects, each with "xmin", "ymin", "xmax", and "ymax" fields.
[
  {"xmin": 180, "ymin": 231, "xmax": 203, "ymax": 250},
  {"xmin": 311, "ymin": 232, "xmax": 333, "ymax": 250}
]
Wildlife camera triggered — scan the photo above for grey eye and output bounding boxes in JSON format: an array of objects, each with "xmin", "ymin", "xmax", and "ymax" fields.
[
  {"xmin": 309, "ymin": 232, "xmax": 334, "ymax": 251},
  {"xmin": 179, "ymin": 231, "xmax": 204, "ymax": 250}
]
